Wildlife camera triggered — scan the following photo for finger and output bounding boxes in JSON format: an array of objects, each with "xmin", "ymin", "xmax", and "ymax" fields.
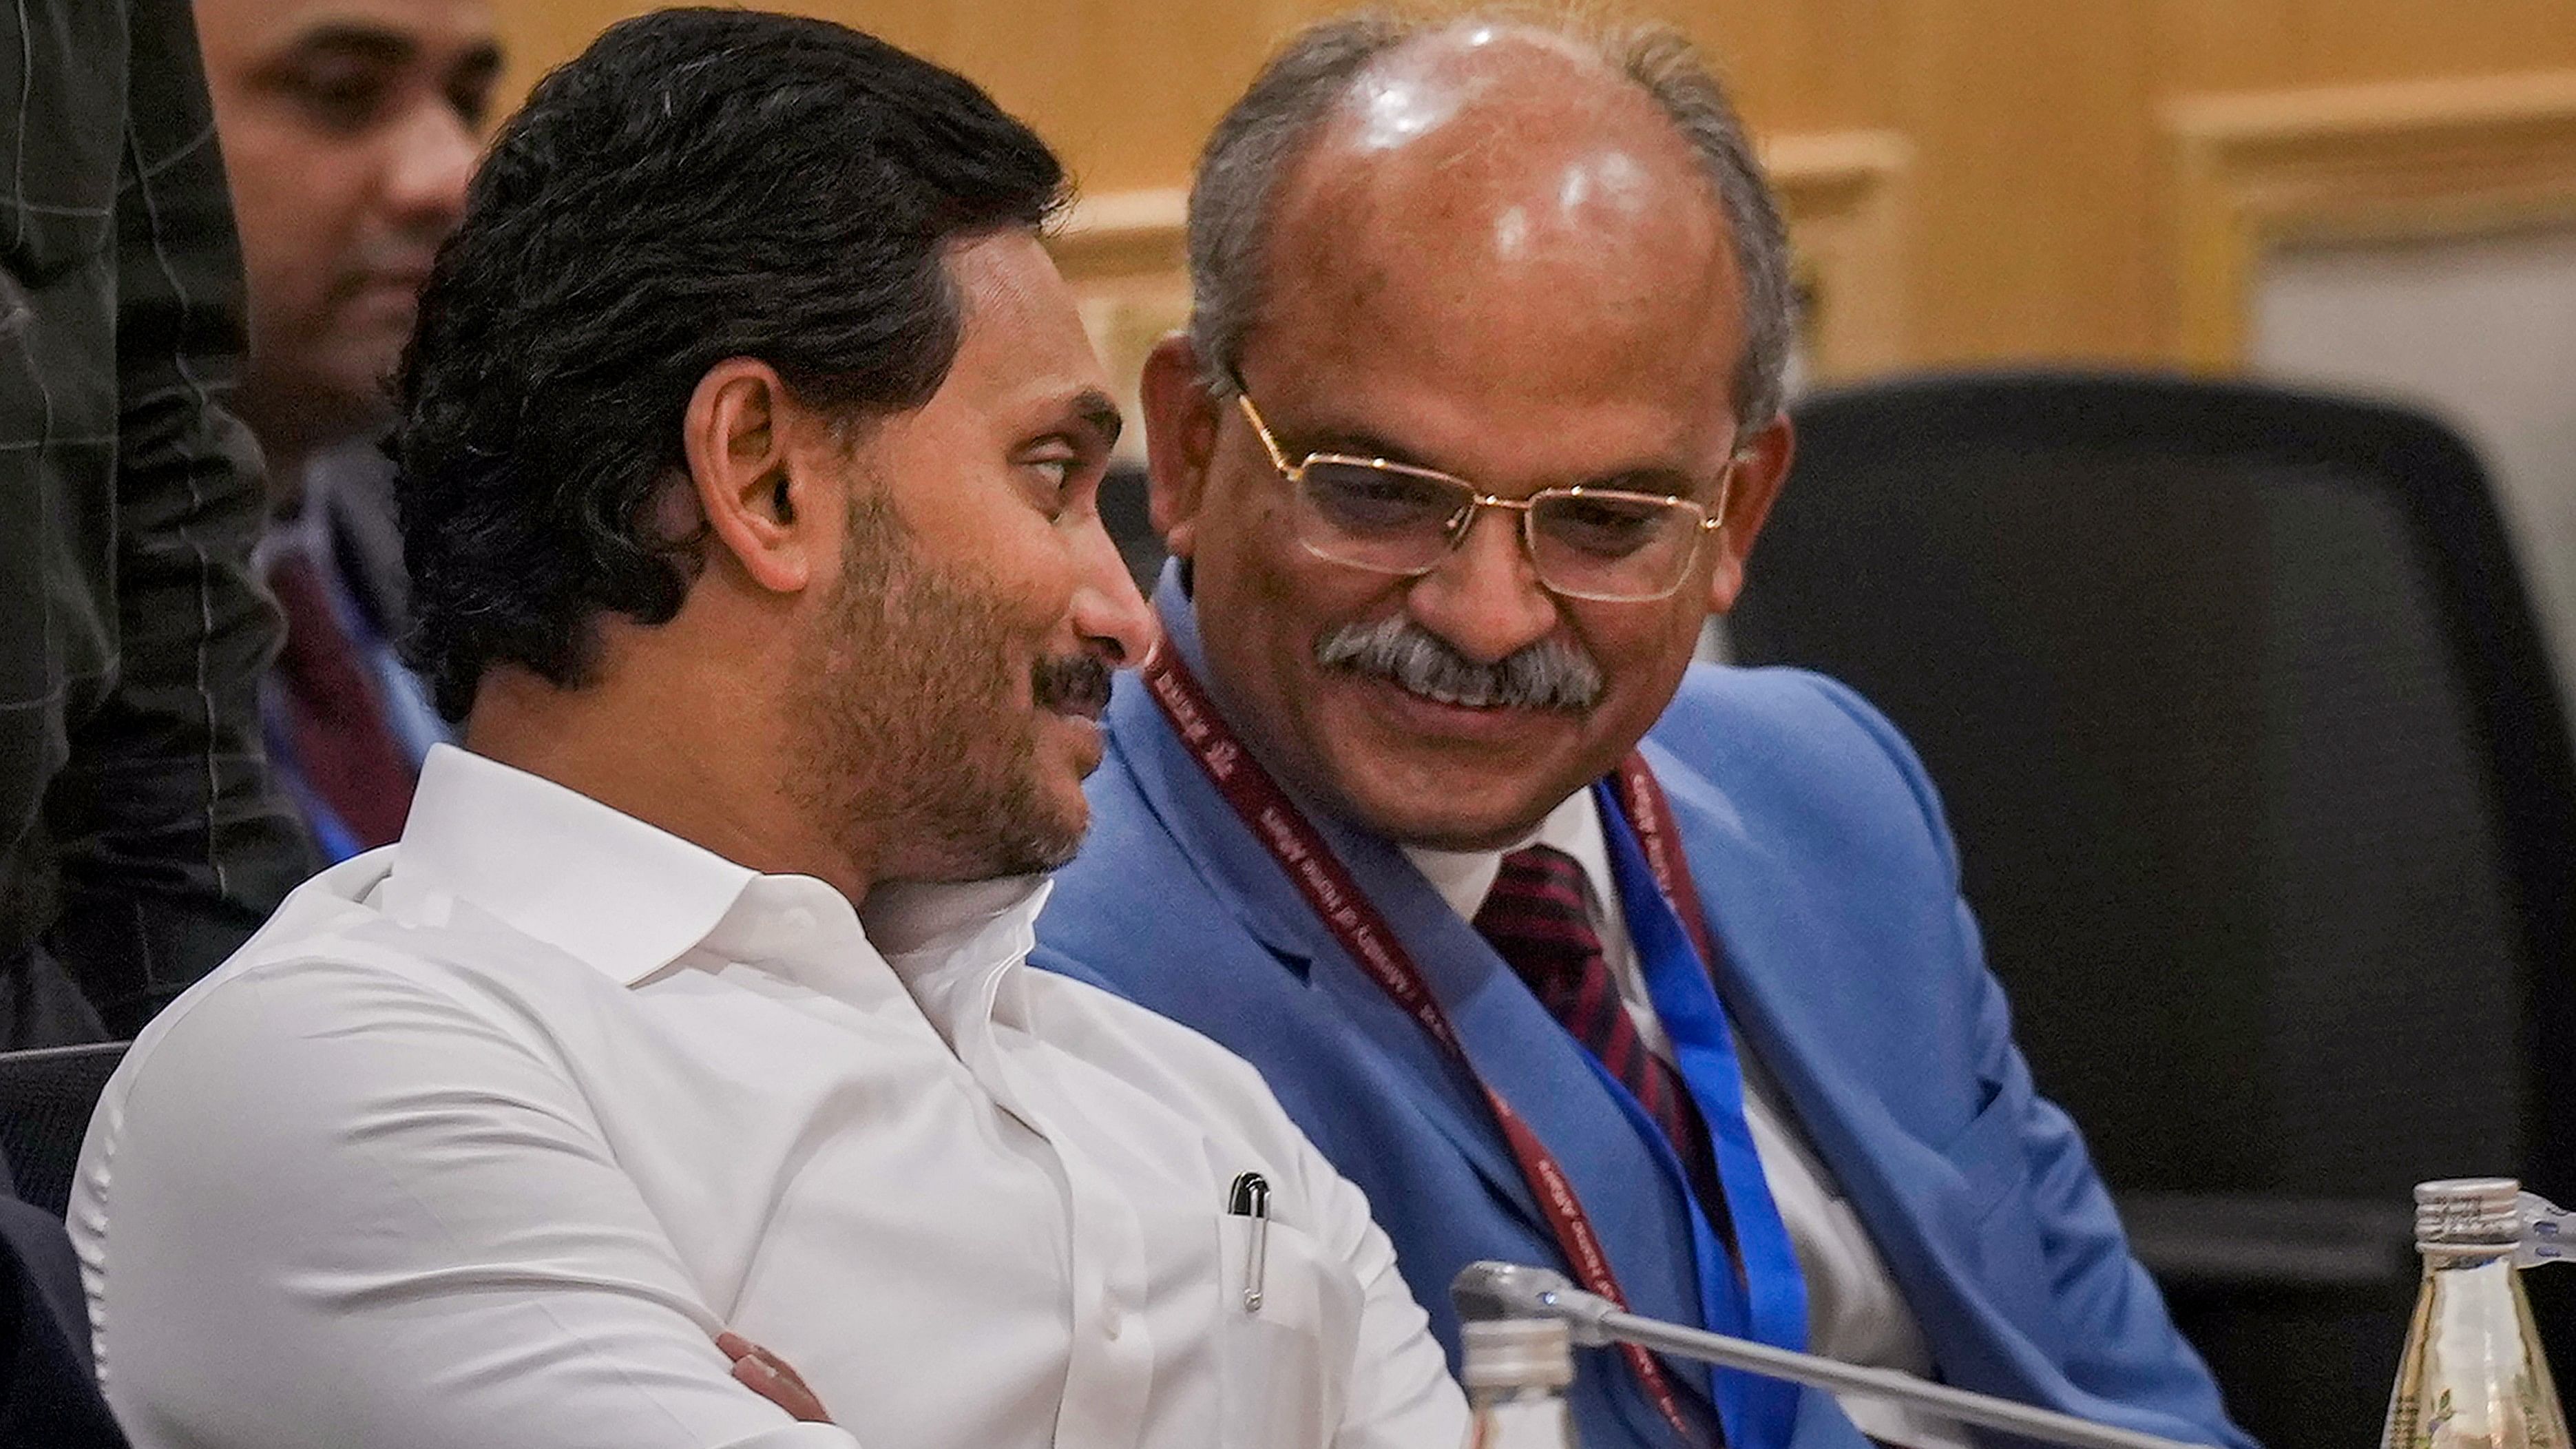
[
  {"xmin": 714, "ymin": 1331, "xmax": 754, "ymax": 1359},
  {"xmin": 731, "ymin": 1355, "xmax": 829, "ymax": 1422},
  {"xmin": 731, "ymin": 1357, "xmax": 779, "ymax": 1392},
  {"xmin": 747, "ymin": 1344, "xmax": 817, "ymax": 1396}
]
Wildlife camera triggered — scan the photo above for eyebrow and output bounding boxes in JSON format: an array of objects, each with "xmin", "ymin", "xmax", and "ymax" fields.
[
  {"xmin": 1067, "ymin": 389, "xmax": 1124, "ymax": 453},
  {"xmin": 277, "ymin": 22, "xmax": 417, "ymax": 65},
  {"xmin": 1300, "ymin": 426, "xmax": 1421, "ymax": 467},
  {"xmin": 452, "ymin": 40, "xmax": 507, "ymax": 85},
  {"xmin": 275, "ymin": 21, "xmax": 505, "ymax": 79}
]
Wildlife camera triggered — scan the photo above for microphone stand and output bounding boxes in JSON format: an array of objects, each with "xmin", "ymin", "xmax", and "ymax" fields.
[{"xmin": 1452, "ymin": 1262, "xmax": 2217, "ymax": 1449}]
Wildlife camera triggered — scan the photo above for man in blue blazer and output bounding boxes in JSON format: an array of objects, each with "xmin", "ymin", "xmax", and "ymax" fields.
[{"xmin": 1034, "ymin": 12, "xmax": 2251, "ymax": 1449}]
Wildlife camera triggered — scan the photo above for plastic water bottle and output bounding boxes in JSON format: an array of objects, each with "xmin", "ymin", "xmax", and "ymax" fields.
[
  {"xmin": 1463, "ymin": 1317, "xmax": 1582, "ymax": 1449},
  {"xmin": 2380, "ymin": 1178, "xmax": 2570, "ymax": 1449}
]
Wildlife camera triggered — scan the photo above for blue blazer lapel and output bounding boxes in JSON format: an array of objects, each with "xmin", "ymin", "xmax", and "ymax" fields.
[
  {"xmin": 1118, "ymin": 578, "xmax": 1702, "ymax": 1329},
  {"xmin": 1110, "ymin": 687, "xmax": 1547, "ymax": 1229},
  {"xmin": 1109, "ymin": 580, "xmax": 1542, "ymax": 1238},
  {"xmin": 1641, "ymin": 736, "xmax": 2002, "ymax": 1346}
]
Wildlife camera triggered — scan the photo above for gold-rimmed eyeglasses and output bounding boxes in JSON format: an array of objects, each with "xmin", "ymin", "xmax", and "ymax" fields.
[{"xmin": 1233, "ymin": 388, "xmax": 1733, "ymax": 604}]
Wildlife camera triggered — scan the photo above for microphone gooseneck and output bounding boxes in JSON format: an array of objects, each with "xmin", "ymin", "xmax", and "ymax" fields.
[{"xmin": 1449, "ymin": 1261, "xmax": 2217, "ymax": 1449}]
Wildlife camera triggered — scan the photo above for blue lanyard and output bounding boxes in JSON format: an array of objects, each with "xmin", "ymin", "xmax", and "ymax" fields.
[{"xmin": 1595, "ymin": 777, "xmax": 1811, "ymax": 1449}]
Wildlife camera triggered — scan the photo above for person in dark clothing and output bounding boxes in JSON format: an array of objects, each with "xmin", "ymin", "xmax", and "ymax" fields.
[
  {"xmin": 0, "ymin": 1148, "xmax": 127, "ymax": 1447},
  {"xmin": 0, "ymin": 0, "xmax": 311, "ymax": 1045}
]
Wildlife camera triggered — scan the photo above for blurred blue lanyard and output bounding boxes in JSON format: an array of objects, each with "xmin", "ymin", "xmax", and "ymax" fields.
[{"xmin": 1598, "ymin": 770, "xmax": 1811, "ymax": 1449}]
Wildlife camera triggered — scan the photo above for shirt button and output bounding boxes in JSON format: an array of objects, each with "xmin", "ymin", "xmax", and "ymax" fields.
[{"xmin": 1102, "ymin": 1299, "xmax": 1127, "ymax": 1339}]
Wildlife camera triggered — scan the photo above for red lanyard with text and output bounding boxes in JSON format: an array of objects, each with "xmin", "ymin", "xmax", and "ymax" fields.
[
  {"xmin": 1610, "ymin": 755, "xmax": 1723, "ymax": 979},
  {"xmin": 1143, "ymin": 648, "xmax": 1706, "ymax": 1446}
]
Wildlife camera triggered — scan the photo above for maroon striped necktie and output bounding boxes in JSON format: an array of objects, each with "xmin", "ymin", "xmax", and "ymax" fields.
[
  {"xmin": 265, "ymin": 550, "xmax": 417, "ymax": 850},
  {"xmin": 1473, "ymin": 844, "xmax": 1730, "ymax": 1226}
]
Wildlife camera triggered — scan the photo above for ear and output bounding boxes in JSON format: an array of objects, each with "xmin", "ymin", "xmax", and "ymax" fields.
[
  {"xmin": 1139, "ymin": 333, "xmax": 1224, "ymax": 559},
  {"xmin": 1705, "ymin": 410, "xmax": 1794, "ymax": 614},
  {"xmin": 683, "ymin": 359, "xmax": 819, "ymax": 596}
]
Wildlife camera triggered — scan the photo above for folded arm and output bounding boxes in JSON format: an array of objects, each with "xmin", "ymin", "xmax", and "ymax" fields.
[{"xmin": 83, "ymin": 957, "xmax": 855, "ymax": 1449}]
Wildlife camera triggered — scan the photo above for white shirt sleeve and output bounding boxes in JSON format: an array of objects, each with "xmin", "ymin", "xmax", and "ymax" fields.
[
  {"xmin": 1279, "ymin": 1104, "xmax": 1469, "ymax": 1449},
  {"xmin": 78, "ymin": 957, "xmax": 859, "ymax": 1449}
]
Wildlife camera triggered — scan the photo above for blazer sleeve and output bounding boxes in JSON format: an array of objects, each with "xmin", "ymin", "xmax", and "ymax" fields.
[{"xmin": 39, "ymin": 0, "xmax": 309, "ymax": 1033}]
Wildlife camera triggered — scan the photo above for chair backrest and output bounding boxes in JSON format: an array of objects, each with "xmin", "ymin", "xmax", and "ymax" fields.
[
  {"xmin": 0, "ymin": 1043, "xmax": 129, "ymax": 1219},
  {"xmin": 1726, "ymin": 372, "xmax": 2576, "ymax": 1443}
]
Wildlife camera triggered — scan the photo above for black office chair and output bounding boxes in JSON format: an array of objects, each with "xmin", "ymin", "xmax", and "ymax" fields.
[
  {"xmin": 1728, "ymin": 372, "xmax": 2576, "ymax": 1449},
  {"xmin": 0, "ymin": 1043, "xmax": 129, "ymax": 1220}
]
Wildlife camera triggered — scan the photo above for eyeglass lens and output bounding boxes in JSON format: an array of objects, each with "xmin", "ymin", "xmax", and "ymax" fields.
[{"xmin": 1292, "ymin": 460, "xmax": 1703, "ymax": 602}]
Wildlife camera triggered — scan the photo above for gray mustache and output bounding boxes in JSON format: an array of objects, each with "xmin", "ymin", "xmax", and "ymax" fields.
[{"xmin": 1315, "ymin": 616, "xmax": 1602, "ymax": 711}]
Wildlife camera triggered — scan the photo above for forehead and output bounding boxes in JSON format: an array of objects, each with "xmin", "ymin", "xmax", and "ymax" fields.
[
  {"xmin": 939, "ymin": 231, "xmax": 1112, "ymax": 411},
  {"xmin": 195, "ymin": 0, "xmax": 498, "ymax": 64},
  {"xmin": 1253, "ymin": 38, "xmax": 1743, "ymax": 426}
]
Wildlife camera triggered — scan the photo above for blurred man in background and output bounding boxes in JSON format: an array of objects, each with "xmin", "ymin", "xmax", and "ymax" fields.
[
  {"xmin": 0, "ymin": 0, "xmax": 306, "ymax": 1049},
  {"xmin": 193, "ymin": 0, "xmax": 501, "ymax": 858},
  {"xmin": 1036, "ymin": 14, "xmax": 2252, "ymax": 1449}
]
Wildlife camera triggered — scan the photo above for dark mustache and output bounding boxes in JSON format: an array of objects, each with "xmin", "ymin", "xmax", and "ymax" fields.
[
  {"xmin": 1032, "ymin": 654, "xmax": 1113, "ymax": 716},
  {"xmin": 1315, "ymin": 615, "xmax": 1603, "ymax": 711}
]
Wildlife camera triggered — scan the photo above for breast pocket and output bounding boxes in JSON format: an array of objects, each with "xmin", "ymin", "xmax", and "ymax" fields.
[{"xmin": 1215, "ymin": 1213, "xmax": 1367, "ymax": 1449}]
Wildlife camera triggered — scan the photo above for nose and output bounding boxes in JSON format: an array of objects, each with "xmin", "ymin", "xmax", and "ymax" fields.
[
  {"xmin": 384, "ymin": 98, "xmax": 480, "ymax": 233},
  {"xmin": 1404, "ymin": 505, "xmax": 1560, "ymax": 662},
  {"xmin": 1069, "ymin": 512, "xmax": 1160, "ymax": 669}
]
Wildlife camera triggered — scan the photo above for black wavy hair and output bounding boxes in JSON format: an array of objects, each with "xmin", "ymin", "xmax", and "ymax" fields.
[{"xmin": 392, "ymin": 8, "xmax": 1066, "ymax": 720}]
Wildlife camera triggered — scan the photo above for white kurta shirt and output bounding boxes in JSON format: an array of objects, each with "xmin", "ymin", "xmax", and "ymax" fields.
[
  {"xmin": 74, "ymin": 744, "xmax": 1465, "ymax": 1449},
  {"xmin": 1406, "ymin": 791, "xmax": 1967, "ymax": 1449}
]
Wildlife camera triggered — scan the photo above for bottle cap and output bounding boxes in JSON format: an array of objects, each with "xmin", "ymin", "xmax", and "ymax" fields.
[
  {"xmin": 2416, "ymin": 1178, "xmax": 2524, "ymax": 1249},
  {"xmin": 1461, "ymin": 1317, "xmax": 1575, "ymax": 1390}
]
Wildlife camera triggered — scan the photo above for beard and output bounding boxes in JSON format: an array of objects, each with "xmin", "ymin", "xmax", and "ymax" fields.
[{"xmin": 786, "ymin": 490, "xmax": 1102, "ymax": 884}]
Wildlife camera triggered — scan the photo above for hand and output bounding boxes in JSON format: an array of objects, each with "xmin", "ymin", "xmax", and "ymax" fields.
[{"xmin": 716, "ymin": 1329, "xmax": 834, "ymax": 1424}]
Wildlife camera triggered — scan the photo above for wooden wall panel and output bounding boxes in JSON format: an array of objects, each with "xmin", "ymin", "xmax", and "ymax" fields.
[
  {"xmin": 485, "ymin": 0, "xmax": 2576, "ymax": 373},
  {"xmin": 2166, "ymin": 71, "xmax": 2576, "ymax": 366},
  {"xmin": 1882, "ymin": 0, "xmax": 2167, "ymax": 363}
]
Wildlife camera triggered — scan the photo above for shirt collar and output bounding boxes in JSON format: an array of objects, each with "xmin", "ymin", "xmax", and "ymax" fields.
[
  {"xmin": 386, "ymin": 744, "xmax": 762, "ymax": 986},
  {"xmin": 1403, "ymin": 786, "xmax": 1614, "ymax": 924},
  {"xmin": 863, "ymin": 875, "xmax": 1051, "ymax": 961},
  {"xmin": 863, "ymin": 875, "xmax": 1053, "ymax": 1049},
  {"xmin": 387, "ymin": 744, "xmax": 1057, "ymax": 1008}
]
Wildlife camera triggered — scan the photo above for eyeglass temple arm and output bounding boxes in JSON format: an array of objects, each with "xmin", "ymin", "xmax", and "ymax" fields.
[{"xmin": 1232, "ymin": 393, "xmax": 1298, "ymax": 476}]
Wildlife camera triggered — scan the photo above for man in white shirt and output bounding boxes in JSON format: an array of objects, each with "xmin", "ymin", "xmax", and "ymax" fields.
[{"xmin": 70, "ymin": 12, "xmax": 1465, "ymax": 1448}]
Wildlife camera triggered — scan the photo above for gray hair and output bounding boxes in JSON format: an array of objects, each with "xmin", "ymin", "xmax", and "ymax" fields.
[{"xmin": 1184, "ymin": 6, "xmax": 1797, "ymax": 430}]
